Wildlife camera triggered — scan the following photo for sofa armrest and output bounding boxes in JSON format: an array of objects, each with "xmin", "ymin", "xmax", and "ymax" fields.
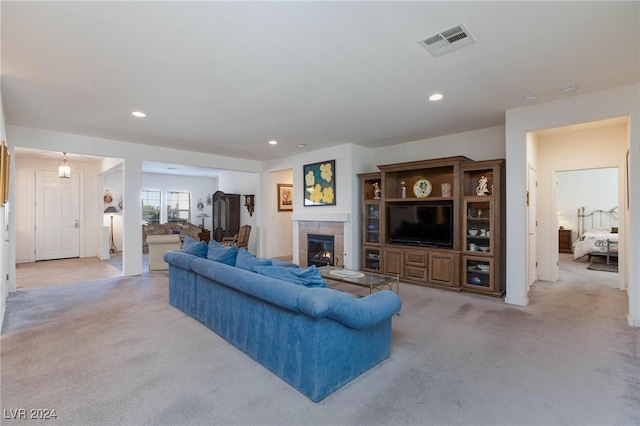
[
  {"xmin": 164, "ymin": 251, "xmax": 197, "ymax": 270},
  {"xmin": 298, "ymin": 289, "xmax": 401, "ymax": 329}
]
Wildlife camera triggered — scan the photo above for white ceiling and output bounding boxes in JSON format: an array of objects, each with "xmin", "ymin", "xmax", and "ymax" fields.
[{"xmin": 3, "ymin": 1, "xmax": 639, "ymax": 163}]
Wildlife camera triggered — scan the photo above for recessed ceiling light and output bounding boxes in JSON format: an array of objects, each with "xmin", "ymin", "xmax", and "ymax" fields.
[
  {"xmin": 268, "ymin": 140, "xmax": 278, "ymax": 145},
  {"xmin": 297, "ymin": 144, "xmax": 306, "ymax": 148},
  {"xmin": 562, "ymin": 85, "xmax": 578, "ymax": 94},
  {"xmin": 524, "ymin": 95, "xmax": 537, "ymax": 102},
  {"xmin": 428, "ymin": 93, "xmax": 444, "ymax": 101},
  {"xmin": 132, "ymin": 111, "xmax": 146, "ymax": 118}
]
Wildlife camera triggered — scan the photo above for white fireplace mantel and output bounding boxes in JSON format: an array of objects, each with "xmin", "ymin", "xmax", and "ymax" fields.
[{"xmin": 291, "ymin": 212, "xmax": 351, "ymax": 222}]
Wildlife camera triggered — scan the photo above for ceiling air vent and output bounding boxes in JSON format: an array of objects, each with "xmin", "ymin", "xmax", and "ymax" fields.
[{"xmin": 418, "ymin": 23, "xmax": 475, "ymax": 57}]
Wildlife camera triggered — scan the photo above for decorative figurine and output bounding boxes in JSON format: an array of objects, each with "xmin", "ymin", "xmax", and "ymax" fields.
[
  {"xmin": 401, "ymin": 181, "xmax": 406, "ymax": 198},
  {"xmin": 372, "ymin": 182, "xmax": 381, "ymax": 199},
  {"xmin": 476, "ymin": 176, "xmax": 490, "ymax": 196}
]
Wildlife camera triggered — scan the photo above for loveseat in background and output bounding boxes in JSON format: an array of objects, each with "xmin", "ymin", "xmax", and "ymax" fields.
[
  {"xmin": 164, "ymin": 249, "xmax": 402, "ymax": 402},
  {"xmin": 142, "ymin": 223, "xmax": 202, "ymax": 251}
]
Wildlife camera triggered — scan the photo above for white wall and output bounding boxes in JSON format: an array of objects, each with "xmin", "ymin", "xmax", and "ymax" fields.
[
  {"xmin": 373, "ymin": 126, "xmax": 506, "ymax": 164},
  {"xmin": 506, "ymin": 83, "xmax": 639, "ymax": 327},
  {"xmin": 266, "ymin": 169, "xmax": 293, "ymax": 259}
]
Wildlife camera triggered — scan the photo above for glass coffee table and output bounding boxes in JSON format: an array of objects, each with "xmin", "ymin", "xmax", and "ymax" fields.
[{"xmin": 318, "ymin": 266, "xmax": 399, "ymax": 296}]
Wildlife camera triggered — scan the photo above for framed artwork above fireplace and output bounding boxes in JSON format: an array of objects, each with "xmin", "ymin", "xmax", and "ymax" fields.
[{"xmin": 303, "ymin": 159, "xmax": 336, "ymax": 206}]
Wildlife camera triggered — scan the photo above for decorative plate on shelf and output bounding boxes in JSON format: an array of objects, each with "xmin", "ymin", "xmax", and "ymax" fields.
[{"xmin": 413, "ymin": 179, "xmax": 432, "ymax": 198}]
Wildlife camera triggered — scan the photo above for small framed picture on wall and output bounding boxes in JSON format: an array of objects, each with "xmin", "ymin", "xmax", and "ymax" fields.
[{"xmin": 277, "ymin": 183, "xmax": 293, "ymax": 211}]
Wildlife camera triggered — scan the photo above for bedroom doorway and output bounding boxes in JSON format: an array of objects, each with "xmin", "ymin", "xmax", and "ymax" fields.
[{"xmin": 556, "ymin": 167, "xmax": 619, "ymax": 280}]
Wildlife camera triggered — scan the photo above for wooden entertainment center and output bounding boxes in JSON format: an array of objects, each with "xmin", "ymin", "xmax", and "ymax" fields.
[{"xmin": 359, "ymin": 156, "xmax": 505, "ymax": 297}]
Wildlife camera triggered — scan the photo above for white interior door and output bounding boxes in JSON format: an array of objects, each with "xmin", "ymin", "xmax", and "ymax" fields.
[
  {"xmin": 35, "ymin": 170, "xmax": 80, "ymax": 260},
  {"xmin": 528, "ymin": 165, "xmax": 537, "ymax": 287}
]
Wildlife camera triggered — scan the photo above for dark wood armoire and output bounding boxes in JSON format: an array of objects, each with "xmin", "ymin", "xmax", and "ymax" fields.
[{"xmin": 211, "ymin": 191, "xmax": 241, "ymax": 242}]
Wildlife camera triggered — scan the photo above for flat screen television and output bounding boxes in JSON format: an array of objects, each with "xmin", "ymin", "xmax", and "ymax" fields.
[{"xmin": 388, "ymin": 202, "xmax": 453, "ymax": 248}]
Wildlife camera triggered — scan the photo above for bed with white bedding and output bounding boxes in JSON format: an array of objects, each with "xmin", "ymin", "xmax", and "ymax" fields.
[
  {"xmin": 573, "ymin": 228, "xmax": 618, "ymax": 260},
  {"xmin": 573, "ymin": 206, "xmax": 619, "ymax": 263}
]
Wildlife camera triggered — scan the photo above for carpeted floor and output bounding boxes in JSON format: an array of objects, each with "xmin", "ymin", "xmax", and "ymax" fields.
[{"xmin": 1, "ymin": 255, "xmax": 638, "ymax": 425}]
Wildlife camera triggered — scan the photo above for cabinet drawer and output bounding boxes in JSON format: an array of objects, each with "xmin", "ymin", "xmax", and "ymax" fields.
[
  {"xmin": 405, "ymin": 266, "xmax": 428, "ymax": 281},
  {"xmin": 405, "ymin": 251, "xmax": 428, "ymax": 267}
]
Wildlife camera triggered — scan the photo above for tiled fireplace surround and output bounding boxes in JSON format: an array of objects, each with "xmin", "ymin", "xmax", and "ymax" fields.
[{"xmin": 298, "ymin": 221, "xmax": 345, "ymax": 268}]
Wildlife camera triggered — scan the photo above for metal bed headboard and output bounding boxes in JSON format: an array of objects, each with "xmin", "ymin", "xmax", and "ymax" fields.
[{"xmin": 577, "ymin": 206, "xmax": 619, "ymax": 236}]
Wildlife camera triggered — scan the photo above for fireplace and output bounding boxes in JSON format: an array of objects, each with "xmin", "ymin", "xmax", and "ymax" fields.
[
  {"xmin": 307, "ymin": 234, "xmax": 335, "ymax": 267},
  {"xmin": 296, "ymin": 219, "xmax": 345, "ymax": 268}
]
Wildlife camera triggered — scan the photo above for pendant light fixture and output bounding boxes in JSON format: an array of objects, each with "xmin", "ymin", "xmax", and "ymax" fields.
[{"xmin": 58, "ymin": 152, "xmax": 71, "ymax": 178}]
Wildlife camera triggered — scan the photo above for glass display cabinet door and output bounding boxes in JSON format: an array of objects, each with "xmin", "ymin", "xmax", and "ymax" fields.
[
  {"xmin": 365, "ymin": 204, "xmax": 380, "ymax": 244},
  {"xmin": 465, "ymin": 257, "xmax": 493, "ymax": 290},
  {"xmin": 364, "ymin": 247, "xmax": 380, "ymax": 271},
  {"xmin": 464, "ymin": 200, "xmax": 492, "ymax": 254}
]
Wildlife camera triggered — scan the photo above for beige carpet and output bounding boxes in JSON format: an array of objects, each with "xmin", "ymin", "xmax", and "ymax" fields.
[
  {"xmin": 16, "ymin": 256, "xmax": 122, "ymax": 289},
  {"xmin": 2, "ymin": 254, "xmax": 638, "ymax": 425}
]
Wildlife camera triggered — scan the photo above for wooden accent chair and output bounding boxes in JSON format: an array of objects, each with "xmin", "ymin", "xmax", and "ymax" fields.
[{"xmin": 222, "ymin": 224, "xmax": 251, "ymax": 250}]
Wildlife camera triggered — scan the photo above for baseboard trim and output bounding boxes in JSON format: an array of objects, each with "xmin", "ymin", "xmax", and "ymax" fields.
[
  {"xmin": 627, "ymin": 315, "xmax": 640, "ymax": 328},
  {"xmin": 505, "ymin": 296, "xmax": 529, "ymax": 306}
]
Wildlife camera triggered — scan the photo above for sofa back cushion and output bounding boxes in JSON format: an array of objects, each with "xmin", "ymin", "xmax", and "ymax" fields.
[
  {"xmin": 182, "ymin": 236, "xmax": 208, "ymax": 258},
  {"xmin": 208, "ymin": 239, "xmax": 238, "ymax": 265},
  {"xmin": 235, "ymin": 248, "xmax": 272, "ymax": 272},
  {"xmin": 254, "ymin": 265, "xmax": 327, "ymax": 288}
]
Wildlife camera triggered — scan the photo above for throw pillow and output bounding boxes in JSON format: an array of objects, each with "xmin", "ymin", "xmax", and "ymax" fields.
[
  {"xmin": 208, "ymin": 241, "xmax": 238, "ymax": 266},
  {"xmin": 254, "ymin": 265, "xmax": 327, "ymax": 288},
  {"xmin": 208, "ymin": 239, "xmax": 223, "ymax": 247},
  {"xmin": 235, "ymin": 248, "xmax": 272, "ymax": 272},
  {"xmin": 182, "ymin": 236, "xmax": 207, "ymax": 258}
]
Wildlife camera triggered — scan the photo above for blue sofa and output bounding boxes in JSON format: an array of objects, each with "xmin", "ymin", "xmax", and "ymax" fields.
[{"xmin": 164, "ymin": 250, "xmax": 402, "ymax": 402}]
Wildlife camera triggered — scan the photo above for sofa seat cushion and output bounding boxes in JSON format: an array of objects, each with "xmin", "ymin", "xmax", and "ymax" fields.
[
  {"xmin": 182, "ymin": 236, "xmax": 208, "ymax": 258},
  {"xmin": 235, "ymin": 248, "xmax": 272, "ymax": 272},
  {"xmin": 254, "ymin": 265, "xmax": 327, "ymax": 288}
]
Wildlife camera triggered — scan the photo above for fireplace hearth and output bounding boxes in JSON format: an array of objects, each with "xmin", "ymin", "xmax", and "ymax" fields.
[{"xmin": 307, "ymin": 234, "xmax": 335, "ymax": 267}]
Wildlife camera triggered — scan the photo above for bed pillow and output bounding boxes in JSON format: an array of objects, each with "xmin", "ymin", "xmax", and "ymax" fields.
[
  {"xmin": 207, "ymin": 241, "xmax": 238, "ymax": 266},
  {"xmin": 182, "ymin": 236, "xmax": 208, "ymax": 258},
  {"xmin": 254, "ymin": 265, "xmax": 327, "ymax": 288},
  {"xmin": 235, "ymin": 248, "xmax": 272, "ymax": 272}
]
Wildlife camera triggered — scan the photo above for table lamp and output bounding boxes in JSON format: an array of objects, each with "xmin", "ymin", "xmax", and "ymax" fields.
[{"xmin": 197, "ymin": 212, "xmax": 209, "ymax": 230}]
